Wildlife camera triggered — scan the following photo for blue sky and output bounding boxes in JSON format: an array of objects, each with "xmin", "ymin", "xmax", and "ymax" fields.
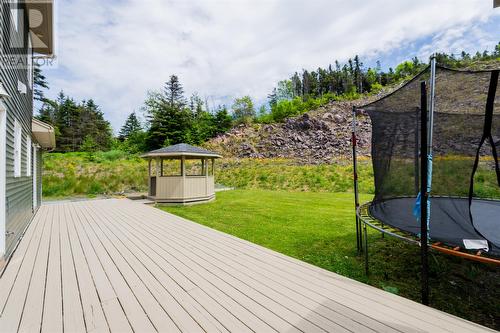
[{"xmin": 41, "ymin": 0, "xmax": 500, "ymax": 132}]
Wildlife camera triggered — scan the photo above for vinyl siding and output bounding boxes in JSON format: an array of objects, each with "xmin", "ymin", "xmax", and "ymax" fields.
[{"xmin": 1, "ymin": 0, "xmax": 35, "ymax": 257}]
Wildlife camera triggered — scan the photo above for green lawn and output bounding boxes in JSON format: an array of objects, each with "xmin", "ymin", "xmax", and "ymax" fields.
[{"xmin": 161, "ymin": 189, "xmax": 500, "ymax": 330}]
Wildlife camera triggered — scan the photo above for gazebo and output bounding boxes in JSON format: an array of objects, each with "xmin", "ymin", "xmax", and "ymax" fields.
[{"xmin": 142, "ymin": 143, "xmax": 222, "ymax": 204}]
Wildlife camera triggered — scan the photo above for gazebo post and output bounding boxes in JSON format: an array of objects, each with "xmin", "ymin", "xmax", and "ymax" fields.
[
  {"xmin": 156, "ymin": 157, "xmax": 161, "ymax": 196},
  {"xmin": 204, "ymin": 158, "xmax": 209, "ymax": 196},
  {"xmin": 181, "ymin": 156, "xmax": 185, "ymax": 177}
]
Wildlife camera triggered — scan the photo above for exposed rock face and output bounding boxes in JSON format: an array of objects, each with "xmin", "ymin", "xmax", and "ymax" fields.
[{"xmin": 206, "ymin": 101, "xmax": 372, "ymax": 164}]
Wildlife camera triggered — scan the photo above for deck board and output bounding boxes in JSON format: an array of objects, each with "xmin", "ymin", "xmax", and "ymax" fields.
[{"xmin": 0, "ymin": 199, "xmax": 495, "ymax": 333}]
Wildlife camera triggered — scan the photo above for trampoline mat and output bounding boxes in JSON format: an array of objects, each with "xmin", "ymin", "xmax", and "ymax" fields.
[{"xmin": 369, "ymin": 197, "xmax": 500, "ymax": 257}]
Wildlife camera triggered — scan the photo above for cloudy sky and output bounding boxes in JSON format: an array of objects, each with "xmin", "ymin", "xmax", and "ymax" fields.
[{"xmin": 42, "ymin": 0, "xmax": 500, "ymax": 132}]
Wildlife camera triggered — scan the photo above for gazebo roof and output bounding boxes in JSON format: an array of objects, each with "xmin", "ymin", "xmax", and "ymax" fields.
[{"xmin": 142, "ymin": 143, "xmax": 222, "ymax": 158}]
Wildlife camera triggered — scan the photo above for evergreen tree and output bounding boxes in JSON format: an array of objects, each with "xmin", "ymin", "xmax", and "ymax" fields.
[
  {"xmin": 164, "ymin": 75, "xmax": 186, "ymax": 108},
  {"xmin": 212, "ymin": 105, "xmax": 232, "ymax": 135},
  {"xmin": 33, "ymin": 63, "xmax": 49, "ymax": 102},
  {"xmin": 145, "ymin": 76, "xmax": 192, "ymax": 149},
  {"xmin": 267, "ymin": 88, "xmax": 278, "ymax": 108},
  {"xmin": 119, "ymin": 112, "xmax": 142, "ymax": 140}
]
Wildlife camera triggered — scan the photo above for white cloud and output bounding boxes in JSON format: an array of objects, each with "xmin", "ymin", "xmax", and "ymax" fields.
[{"xmin": 43, "ymin": 0, "xmax": 500, "ymax": 131}]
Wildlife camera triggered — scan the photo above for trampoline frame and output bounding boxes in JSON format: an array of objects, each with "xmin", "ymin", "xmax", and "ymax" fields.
[{"xmin": 356, "ymin": 201, "xmax": 500, "ymax": 274}]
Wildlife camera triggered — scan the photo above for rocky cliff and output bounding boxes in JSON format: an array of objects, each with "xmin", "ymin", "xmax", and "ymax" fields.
[{"xmin": 205, "ymin": 100, "xmax": 374, "ymax": 164}]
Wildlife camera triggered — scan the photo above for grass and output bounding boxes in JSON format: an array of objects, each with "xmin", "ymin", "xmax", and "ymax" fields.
[{"xmin": 160, "ymin": 189, "xmax": 500, "ymax": 330}]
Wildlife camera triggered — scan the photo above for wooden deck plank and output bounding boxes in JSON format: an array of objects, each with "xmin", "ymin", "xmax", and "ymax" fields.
[
  {"xmin": 70, "ymin": 203, "xmax": 157, "ymax": 333},
  {"xmin": 81, "ymin": 201, "xmax": 227, "ymax": 333},
  {"xmin": 103, "ymin": 205, "xmax": 301, "ymax": 333},
  {"xmin": 66, "ymin": 203, "xmax": 133, "ymax": 333},
  {"xmin": 13, "ymin": 205, "xmax": 53, "ymax": 332},
  {"xmin": 58, "ymin": 203, "xmax": 87, "ymax": 332},
  {"xmin": 99, "ymin": 210, "xmax": 298, "ymax": 333},
  {"xmin": 40, "ymin": 204, "xmax": 63, "ymax": 333},
  {"xmin": 87, "ymin": 201, "xmax": 257, "ymax": 333},
  {"xmin": 64, "ymin": 203, "xmax": 109, "ymax": 332},
  {"xmin": 75, "ymin": 202, "xmax": 185, "ymax": 333},
  {"xmin": 1, "ymin": 198, "xmax": 494, "ymax": 333}
]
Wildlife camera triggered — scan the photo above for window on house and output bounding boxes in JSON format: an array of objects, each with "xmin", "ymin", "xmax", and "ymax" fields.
[
  {"xmin": 14, "ymin": 120, "xmax": 22, "ymax": 177},
  {"xmin": 26, "ymin": 135, "xmax": 31, "ymax": 176}
]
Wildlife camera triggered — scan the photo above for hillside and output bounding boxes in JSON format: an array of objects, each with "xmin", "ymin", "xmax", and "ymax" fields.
[
  {"xmin": 206, "ymin": 59, "xmax": 500, "ymax": 163},
  {"xmin": 206, "ymin": 100, "xmax": 373, "ymax": 164}
]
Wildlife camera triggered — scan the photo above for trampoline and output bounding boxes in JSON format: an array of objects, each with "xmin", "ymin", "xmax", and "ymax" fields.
[
  {"xmin": 365, "ymin": 197, "xmax": 500, "ymax": 258},
  {"xmin": 352, "ymin": 58, "xmax": 500, "ymax": 282}
]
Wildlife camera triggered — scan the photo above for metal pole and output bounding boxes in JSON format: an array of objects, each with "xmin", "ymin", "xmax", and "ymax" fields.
[
  {"xmin": 364, "ymin": 223, "xmax": 369, "ymax": 275},
  {"xmin": 415, "ymin": 107, "xmax": 420, "ymax": 194},
  {"xmin": 428, "ymin": 56, "xmax": 436, "ymax": 153},
  {"xmin": 352, "ymin": 106, "xmax": 361, "ymax": 253},
  {"xmin": 420, "ymin": 81, "xmax": 429, "ymax": 306}
]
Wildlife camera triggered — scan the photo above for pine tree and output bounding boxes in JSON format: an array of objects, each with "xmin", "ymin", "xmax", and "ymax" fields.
[
  {"xmin": 34, "ymin": 63, "xmax": 49, "ymax": 102},
  {"xmin": 164, "ymin": 75, "xmax": 186, "ymax": 108},
  {"xmin": 119, "ymin": 112, "xmax": 142, "ymax": 140},
  {"xmin": 213, "ymin": 105, "xmax": 232, "ymax": 135},
  {"xmin": 353, "ymin": 55, "xmax": 363, "ymax": 93},
  {"xmin": 145, "ymin": 76, "xmax": 192, "ymax": 149}
]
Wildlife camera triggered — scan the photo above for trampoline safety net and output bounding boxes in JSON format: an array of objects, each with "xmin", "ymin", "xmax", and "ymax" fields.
[{"xmin": 362, "ymin": 66, "xmax": 500, "ymax": 256}]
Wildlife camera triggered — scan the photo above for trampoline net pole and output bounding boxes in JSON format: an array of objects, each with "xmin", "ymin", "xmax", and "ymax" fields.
[
  {"xmin": 352, "ymin": 106, "xmax": 361, "ymax": 253},
  {"xmin": 420, "ymin": 80, "xmax": 430, "ymax": 305}
]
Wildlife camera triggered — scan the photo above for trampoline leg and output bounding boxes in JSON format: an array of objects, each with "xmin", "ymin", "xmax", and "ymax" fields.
[
  {"xmin": 364, "ymin": 223, "xmax": 369, "ymax": 276},
  {"xmin": 359, "ymin": 219, "xmax": 364, "ymax": 253}
]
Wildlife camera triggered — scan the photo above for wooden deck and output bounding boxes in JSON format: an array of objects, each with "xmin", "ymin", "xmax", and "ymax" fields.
[{"xmin": 0, "ymin": 199, "xmax": 493, "ymax": 333}]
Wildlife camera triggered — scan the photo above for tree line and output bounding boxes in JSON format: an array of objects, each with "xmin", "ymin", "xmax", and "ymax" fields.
[
  {"xmin": 34, "ymin": 71, "xmax": 232, "ymax": 153},
  {"xmin": 35, "ymin": 42, "xmax": 500, "ymax": 153}
]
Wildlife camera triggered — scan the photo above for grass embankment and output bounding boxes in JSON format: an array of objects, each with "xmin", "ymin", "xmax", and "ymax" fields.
[
  {"xmin": 42, "ymin": 153, "xmax": 375, "ymax": 198},
  {"xmin": 43, "ymin": 152, "xmax": 499, "ymax": 199},
  {"xmin": 161, "ymin": 190, "xmax": 499, "ymax": 330},
  {"xmin": 43, "ymin": 151, "xmax": 148, "ymax": 198}
]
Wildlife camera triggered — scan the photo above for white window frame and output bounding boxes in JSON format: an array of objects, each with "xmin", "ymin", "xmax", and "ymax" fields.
[
  {"xmin": 26, "ymin": 135, "xmax": 31, "ymax": 176},
  {"xmin": 14, "ymin": 120, "xmax": 22, "ymax": 178}
]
